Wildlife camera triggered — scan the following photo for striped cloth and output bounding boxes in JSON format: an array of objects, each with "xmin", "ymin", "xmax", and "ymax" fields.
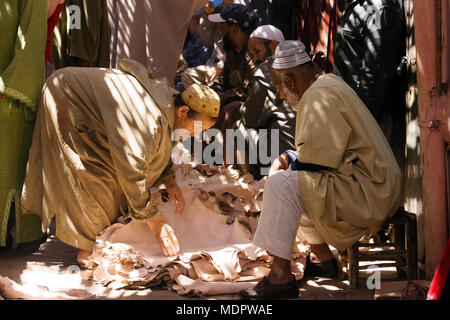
[{"xmin": 253, "ymin": 170, "xmax": 325, "ymax": 260}]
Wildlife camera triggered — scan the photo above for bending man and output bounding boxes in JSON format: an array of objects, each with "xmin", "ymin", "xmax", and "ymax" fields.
[{"xmin": 21, "ymin": 60, "xmax": 220, "ymax": 266}]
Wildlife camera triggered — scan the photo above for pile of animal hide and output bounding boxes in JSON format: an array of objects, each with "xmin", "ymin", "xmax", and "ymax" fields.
[{"xmin": 85, "ymin": 145, "xmax": 310, "ymax": 297}]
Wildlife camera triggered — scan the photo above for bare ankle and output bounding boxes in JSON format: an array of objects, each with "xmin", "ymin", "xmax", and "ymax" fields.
[
  {"xmin": 309, "ymin": 243, "xmax": 335, "ymax": 263},
  {"xmin": 268, "ymin": 256, "xmax": 293, "ymax": 284}
]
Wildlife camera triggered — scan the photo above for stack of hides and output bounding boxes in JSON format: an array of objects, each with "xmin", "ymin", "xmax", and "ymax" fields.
[{"xmin": 85, "ymin": 146, "xmax": 309, "ymax": 297}]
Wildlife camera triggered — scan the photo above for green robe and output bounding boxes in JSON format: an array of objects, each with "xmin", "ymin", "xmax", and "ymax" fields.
[{"xmin": 0, "ymin": 0, "xmax": 47, "ymax": 247}]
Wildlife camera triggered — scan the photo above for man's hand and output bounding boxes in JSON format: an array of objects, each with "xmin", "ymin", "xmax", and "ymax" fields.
[
  {"xmin": 268, "ymin": 153, "xmax": 290, "ymax": 177},
  {"xmin": 164, "ymin": 176, "xmax": 185, "ymax": 214},
  {"xmin": 148, "ymin": 215, "xmax": 180, "ymax": 256},
  {"xmin": 205, "ymin": 66, "xmax": 222, "ymax": 84}
]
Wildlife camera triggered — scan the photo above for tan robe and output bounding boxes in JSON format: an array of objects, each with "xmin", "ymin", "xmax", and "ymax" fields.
[
  {"xmin": 295, "ymin": 73, "xmax": 402, "ymax": 251},
  {"xmin": 108, "ymin": 0, "xmax": 207, "ymax": 83},
  {"xmin": 21, "ymin": 60, "xmax": 177, "ymax": 252}
]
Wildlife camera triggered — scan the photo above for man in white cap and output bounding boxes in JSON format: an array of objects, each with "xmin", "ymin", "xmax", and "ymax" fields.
[
  {"xmin": 247, "ymin": 25, "xmax": 285, "ymax": 65},
  {"xmin": 232, "ymin": 25, "xmax": 296, "ymax": 179},
  {"xmin": 240, "ymin": 40, "xmax": 402, "ymax": 299}
]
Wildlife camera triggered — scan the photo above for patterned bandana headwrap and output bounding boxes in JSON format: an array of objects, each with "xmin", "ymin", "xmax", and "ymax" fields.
[{"xmin": 181, "ymin": 84, "xmax": 220, "ymax": 118}]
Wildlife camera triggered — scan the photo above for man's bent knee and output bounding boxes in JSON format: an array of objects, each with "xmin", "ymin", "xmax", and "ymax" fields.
[{"xmin": 265, "ymin": 171, "xmax": 291, "ymax": 193}]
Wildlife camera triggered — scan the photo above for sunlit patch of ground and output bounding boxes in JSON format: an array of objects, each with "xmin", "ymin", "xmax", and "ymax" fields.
[{"xmin": 2, "ymin": 235, "xmax": 417, "ymax": 300}]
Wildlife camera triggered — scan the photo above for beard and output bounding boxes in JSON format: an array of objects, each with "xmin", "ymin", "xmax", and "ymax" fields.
[
  {"xmin": 281, "ymin": 83, "xmax": 301, "ymax": 110},
  {"xmin": 254, "ymin": 58, "xmax": 264, "ymax": 65},
  {"xmin": 255, "ymin": 45, "xmax": 271, "ymax": 65},
  {"xmin": 223, "ymin": 34, "xmax": 235, "ymax": 52}
]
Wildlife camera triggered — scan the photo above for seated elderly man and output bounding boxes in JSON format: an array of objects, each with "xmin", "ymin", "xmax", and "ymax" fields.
[
  {"xmin": 233, "ymin": 25, "xmax": 296, "ymax": 179},
  {"xmin": 240, "ymin": 41, "xmax": 402, "ymax": 299},
  {"xmin": 21, "ymin": 60, "xmax": 220, "ymax": 266}
]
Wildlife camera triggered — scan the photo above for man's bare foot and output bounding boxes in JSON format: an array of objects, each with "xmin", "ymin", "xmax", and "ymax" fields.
[{"xmin": 77, "ymin": 249, "xmax": 91, "ymax": 267}]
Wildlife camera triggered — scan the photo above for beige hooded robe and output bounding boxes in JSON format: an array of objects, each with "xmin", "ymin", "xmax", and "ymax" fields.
[
  {"xmin": 21, "ymin": 60, "xmax": 177, "ymax": 252},
  {"xmin": 295, "ymin": 73, "xmax": 403, "ymax": 251}
]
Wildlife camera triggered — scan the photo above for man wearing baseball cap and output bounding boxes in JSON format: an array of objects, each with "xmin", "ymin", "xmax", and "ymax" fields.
[
  {"xmin": 208, "ymin": 3, "xmax": 259, "ymax": 56},
  {"xmin": 208, "ymin": 3, "xmax": 261, "ymax": 131},
  {"xmin": 183, "ymin": 3, "xmax": 260, "ymax": 132},
  {"xmin": 183, "ymin": 3, "xmax": 259, "ymax": 92}
]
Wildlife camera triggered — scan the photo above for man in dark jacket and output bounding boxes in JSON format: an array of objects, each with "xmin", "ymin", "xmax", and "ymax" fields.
[
  {"xmin": 183, "ymin": 4, "xmax": 259, "ymax": 132},
  {"xmin": 233, "ymin": 25, "xmax": 296, "ymax": 179},
  {"xmin": 334, "ymin": 0, "xmax": 405, "ymax": 123}
]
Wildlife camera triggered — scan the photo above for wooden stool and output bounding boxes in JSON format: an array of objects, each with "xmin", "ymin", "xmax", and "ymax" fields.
[{"xmin": 345, "ymin": 208, "xmax": 418, "ymax": 288}]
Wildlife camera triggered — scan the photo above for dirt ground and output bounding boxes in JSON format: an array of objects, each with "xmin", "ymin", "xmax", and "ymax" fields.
[{"xmin": 2, "ymin": 231, "xmax": 420, "ymax": 300}]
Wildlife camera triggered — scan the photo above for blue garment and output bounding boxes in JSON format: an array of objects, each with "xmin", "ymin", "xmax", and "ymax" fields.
[
  {"xmin": 182, "ymin": 34, "xmax": 212, "ymax": 68},
  {"xmin": 209, "ymin": 0, "xmax": 223, "ymax": 7},
  {"xmin": 175, "ymin": 33, "xmax": 213, "ymax": 92},
  {"xmin": 284, "ymin": 150, "xmax": 328, "ymax": 172}
]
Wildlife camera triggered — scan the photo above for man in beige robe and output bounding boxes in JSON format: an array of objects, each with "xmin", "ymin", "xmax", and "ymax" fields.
[
  {"xmin": 21, "ymin": 60, "xmax": 219, "ymax": 265},
  {"xmin": 240, "ymin": 41, "xmax": 402, "ymax": 299}
]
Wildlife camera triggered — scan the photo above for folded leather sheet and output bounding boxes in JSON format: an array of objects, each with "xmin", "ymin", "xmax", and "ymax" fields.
[
  {"xmin": 86, "ymin": 150, "xmax": 310, "ymax": 297},
  {"xmin": 0, "ymin": 146, "xmax": 310, "ymax": 299}
]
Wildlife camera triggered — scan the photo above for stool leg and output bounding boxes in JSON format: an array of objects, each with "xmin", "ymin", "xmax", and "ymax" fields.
[
  {"xmin": 348, "ymin": 244, "xmax": 359, "ymax": 289},
  {"xmin": 407, "ymin": 215, "xmax": 418, "ymax": 280},
  {"xmin": 394, "ymin": 223, "xmax": 406, "ymax": 279}
]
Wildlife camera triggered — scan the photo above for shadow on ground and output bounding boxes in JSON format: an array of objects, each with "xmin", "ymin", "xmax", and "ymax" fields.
[{"xmin": 0, "ymin": 235, "xmax": 376, "ymax": 300}]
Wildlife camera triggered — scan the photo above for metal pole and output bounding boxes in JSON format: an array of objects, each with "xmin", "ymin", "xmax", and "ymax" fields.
[{"xmin": 436, "ymin": 0, "xmax": 442, "ymax": 96}]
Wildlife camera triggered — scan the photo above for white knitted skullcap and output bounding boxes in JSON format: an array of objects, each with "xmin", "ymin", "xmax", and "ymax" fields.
[
  {"xmin": 250, "ymin": 25, "xmax": 285, "ymax": 43},
  {"xmin": 272, "ymin": 40, "xmax": 312, "ymax": 70}
]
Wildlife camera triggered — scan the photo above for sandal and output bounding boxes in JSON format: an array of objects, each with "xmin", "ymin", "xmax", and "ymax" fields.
[
  {"xmin": 304, "ymin": 255, "xmax": 339, "ymax": 278},
  {"xmin": 239, "ymin": 275, "xmax": 299, "ymax": 300}
]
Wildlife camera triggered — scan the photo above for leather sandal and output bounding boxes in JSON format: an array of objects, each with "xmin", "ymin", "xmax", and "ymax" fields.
[
  {"xmin": 239, "ymin": 275, "xmax": 299, "ymax": 300},
  {"xmin": 304, "ymin": 255, "xmax": 339, "ymax": 278}
]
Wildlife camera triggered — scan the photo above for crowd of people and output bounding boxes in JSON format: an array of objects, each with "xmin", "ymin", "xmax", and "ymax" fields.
[{"xmin": 1, "ymin": 0, "xmax": 406, "ymax": 299}]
